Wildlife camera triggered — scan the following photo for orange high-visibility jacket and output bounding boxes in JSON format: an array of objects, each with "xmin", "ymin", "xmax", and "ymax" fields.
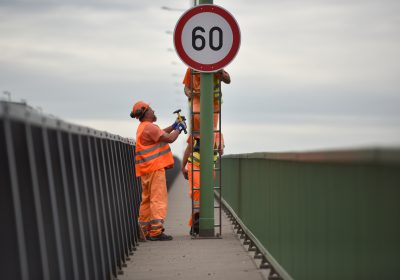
[{"xmin": 135, "ymin": 122, "xmax": 174, "ymax": 177}]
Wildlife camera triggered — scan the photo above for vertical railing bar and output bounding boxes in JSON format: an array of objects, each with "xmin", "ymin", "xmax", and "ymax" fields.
[
  {"xmin": 111, "ymin": 140, "xmax": 129, "ymax": 262},
  {"xmin": 135, "ymin": 146, "xmax": 142, "ymax": 235},
  {"xmin": 128, "ymin": 142, "xmax": 139, "ymax": 247},
  {"xmin": 102, "ymin": 139, "xmax": 122, "ymax": 276},
  {"xmin": 25, "ymin": 123, "xmax": 51, "ymax": 280},
  {"xmin": 132, "ymin": 143, "xmax": 142, "ymax": 239},
  {"xmin": 87, "ymin": 136, "xmax": 108, "ymax": 279},
  {"xmin": 119, "ymin": 141, "xmax": 134, "ymax": 251},
  {"xmin": 125, "ymin": 143, "xmax": 140, "ymax": 246},
  {"xmin": 128, "ymin": 144, "xmax": 141, "ymax": 231},
  {"xmin": 123, "ymin": 141, "xmax": 136, "ymax": 250},
  {"xmin": 96, "ymin": 137, "xmax": 116, "ymax": 278},
  {"xmin": 55, "ymin": 129, "xmax": 80, "ymax": 280},
  {"xmin": 131, "ymin": 144, "xmax": 140, "ymax": 247},
  {"xmin": 117, "ymin": 141, "xmax": 134, "ymax": 251},
  {"xmin": 67, "ymin": 132, "xmax": 90, "ymax": 280},
  {"xmin": 107, "ymin": 140, "xmax": 125, "ymax": 270},
  {"xmin": 4, "ymin": 116, "xmax": 30, "ymax": 280},
  {"xmin": 77, "ymin": 134, "xmax": 99, "ymax": 280},
  {"xmin": 122, "ymin": 142, "xmax": 139, "ymax": 247},
  {"xmin": 110, "ymin": 140, "xmax": 129, "ymax": 263},
  {"xmin": 42, "ymin": 126, "xmax": 67, "ymax": 280},
  {"xmin": 121, "ymin": 142, "xmax": 134, "ymax": 249}
]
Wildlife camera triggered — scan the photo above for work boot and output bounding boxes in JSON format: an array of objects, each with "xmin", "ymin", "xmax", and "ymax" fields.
[
  {"xmin": 190, "ymin": 225, "xmax": 200, "ymax": 236},
  {"xmin": 192, "ymin": 213, "xmax": 200, "ymax": 235},
  {"xmin": 138, "ymin": 226, "xmax": 148, "ymax": 242},
  {"xmin": 149, "ymin": 233, "xmax": 173, "ymax": 241}
]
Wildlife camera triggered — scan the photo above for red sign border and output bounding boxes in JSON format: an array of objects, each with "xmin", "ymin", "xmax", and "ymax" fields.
[{"xmin": 174, "ymin": 4, "xmax": 241, "ymax": 72}]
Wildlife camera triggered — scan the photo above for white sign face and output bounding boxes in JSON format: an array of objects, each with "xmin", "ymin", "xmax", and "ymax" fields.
[
  {"xmin": 174, "ymin": 5, "xmax": 240, "ymax": 72},
  {"xmin": 181, "ymin": 12, "xmax": 233, "ymax": 64}
]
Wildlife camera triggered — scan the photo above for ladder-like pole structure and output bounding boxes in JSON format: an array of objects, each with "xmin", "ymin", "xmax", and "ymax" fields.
[{"xmin": 199, "ymin": 0, "xmax": 215, "ymax": 237}]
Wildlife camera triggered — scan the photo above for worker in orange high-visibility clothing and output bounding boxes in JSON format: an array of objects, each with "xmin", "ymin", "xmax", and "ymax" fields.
[
  {"xmin": 181, "ymin": 133, "xmax": 224, "ymax": 235},
  {"xmin": 182, "ymin": 68, "xmax": 230, "ymax": 134},
  {"xmin": 131, "ymin": 101, "xmax": 186, "ymax": 241}
]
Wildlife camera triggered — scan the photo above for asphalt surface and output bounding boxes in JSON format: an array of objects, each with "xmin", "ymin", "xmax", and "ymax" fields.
[{"xmin": 119, "ymin": 174, "xmax": 266, "ymax": 280}]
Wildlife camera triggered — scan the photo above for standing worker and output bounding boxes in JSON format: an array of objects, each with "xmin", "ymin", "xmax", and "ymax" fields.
[
  {"xmin": 131, "ymin": 101, "xmax": 186, "ymax": 241},
  {"xmin": 182, "ymin": 67, "xmax": 231, "ymax": 133},
  {"xmin": 181, "ymin": 133, "xmax": 224, "ymax": 235}
]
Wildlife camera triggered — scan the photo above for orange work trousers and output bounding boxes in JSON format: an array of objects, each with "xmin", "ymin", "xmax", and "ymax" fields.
[
  {"xmin": 138, "ymin": 168, "xmax": 168, "ymax": 237},
  {"xmin": 187, "ymin": 162, "xmax": 217, "ymax": 226},
  {"xmin": 187, "ymin": 162, "xmax": 200, "ymax": 226},
  {"xmin": 191, "ymin": 96, "xmax": 220, "ymax": 133}
]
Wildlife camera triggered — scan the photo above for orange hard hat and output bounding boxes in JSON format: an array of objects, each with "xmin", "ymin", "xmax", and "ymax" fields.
[{"xmin": 130, "ymin": 101, "xmax": 150, "ymax": 119}]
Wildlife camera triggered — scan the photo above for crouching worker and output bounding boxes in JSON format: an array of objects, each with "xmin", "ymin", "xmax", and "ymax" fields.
[
  {"xmin": 181, "ymin": 133, "xmax": 224, "ymax": 236},
  {"xmin": 131, "ymin": 101, "xmax": 186, "ymax": 241}
]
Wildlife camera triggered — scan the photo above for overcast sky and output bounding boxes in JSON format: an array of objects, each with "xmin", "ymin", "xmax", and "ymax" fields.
[{"xmin": 1, "ymin": 0, "xmax": 399, "ymax": 157}]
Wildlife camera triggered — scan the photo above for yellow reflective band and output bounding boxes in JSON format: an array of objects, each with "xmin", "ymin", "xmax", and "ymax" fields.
[{"xmin": 188, "ymin": 151, "xmax": 218, "ymax": 165}]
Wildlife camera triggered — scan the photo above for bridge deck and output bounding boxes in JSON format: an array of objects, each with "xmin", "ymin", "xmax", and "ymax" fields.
[{"xmin": 120, "ymin": 175, "xmax": 265, "ymax": 280}]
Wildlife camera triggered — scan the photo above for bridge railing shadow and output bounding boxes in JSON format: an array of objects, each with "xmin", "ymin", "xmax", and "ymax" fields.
[{"xmin": 0, "ymin": 101, "xmax": 141, "ymax": 280}]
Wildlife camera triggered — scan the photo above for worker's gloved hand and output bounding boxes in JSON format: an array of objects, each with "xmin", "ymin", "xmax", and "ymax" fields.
[
  {"xmin": 177, "ymin": 121, "xmax": 187, "ymax": 133},
  {"xmin": 215, "ymin": 69, "xmax": 225, "ymax": 79},
  {"xmin": 172, "ymin": 119, "xmax": 180, "ymax": 130}
]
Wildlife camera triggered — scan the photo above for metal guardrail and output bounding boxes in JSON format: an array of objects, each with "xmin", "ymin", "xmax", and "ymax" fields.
[
  {"xmin": 0, "ymin": 101, "xmax": 141, "ymax": 280},
  {"xmin": 222, "ymin": 149, "xmax": 400, "ymax": 280}
]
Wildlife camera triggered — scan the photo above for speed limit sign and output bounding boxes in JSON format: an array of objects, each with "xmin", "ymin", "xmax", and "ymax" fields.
[{"xmin": 174, "ymin": 4, "xmax": 241, "ymax": 72}]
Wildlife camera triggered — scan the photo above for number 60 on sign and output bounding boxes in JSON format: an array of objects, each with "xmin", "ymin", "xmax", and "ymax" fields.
[{"xmin": 174, "ymin": 5, "xmax": 241, "ymax": 72}]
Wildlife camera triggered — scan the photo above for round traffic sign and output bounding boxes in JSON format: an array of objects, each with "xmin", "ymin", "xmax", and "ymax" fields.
[{"xmin": 174, "ymin": 4, "xmax": 240, "ymax": 72}]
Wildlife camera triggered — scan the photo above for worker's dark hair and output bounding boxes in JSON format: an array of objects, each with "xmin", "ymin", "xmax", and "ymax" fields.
[{"xmin": 130, "ymin": 106, "xmax": 148, "ymax": 120}]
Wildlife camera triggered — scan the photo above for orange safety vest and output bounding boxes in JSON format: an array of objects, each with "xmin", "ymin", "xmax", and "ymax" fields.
[{"xmin": 135, "ymin": 122, "xmax": 174, "ymax": 177}]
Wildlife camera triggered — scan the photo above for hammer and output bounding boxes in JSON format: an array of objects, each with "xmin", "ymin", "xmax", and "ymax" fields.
[{"xmin": 173, "ymin": 109, "xmax": 187, "ymax": 134}]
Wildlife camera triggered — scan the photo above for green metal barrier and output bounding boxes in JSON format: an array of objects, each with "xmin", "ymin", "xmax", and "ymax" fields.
[{"xmin": 222, "ymin": 149, "xmax": 400, "ymax": 280}]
